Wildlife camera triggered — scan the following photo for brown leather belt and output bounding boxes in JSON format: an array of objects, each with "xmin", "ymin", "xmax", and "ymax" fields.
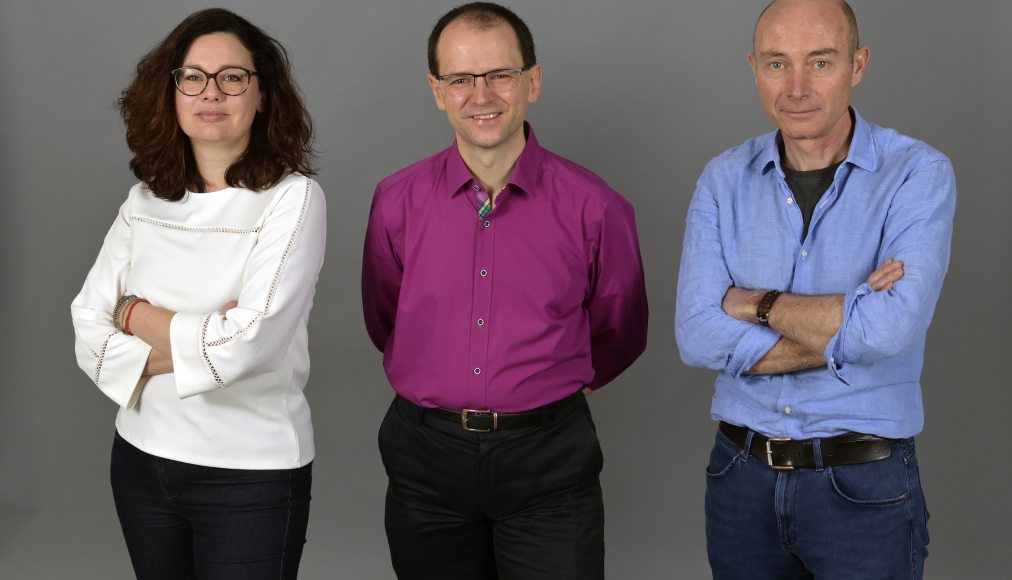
[{"xmin": 719, "ymin": 421, "xmax": 895, "ymax": 470}]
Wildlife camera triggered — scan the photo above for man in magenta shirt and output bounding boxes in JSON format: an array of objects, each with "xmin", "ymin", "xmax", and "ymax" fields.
[{"xmin": 362, "ymin": 2, "xmax": 648, "ymax": 578}]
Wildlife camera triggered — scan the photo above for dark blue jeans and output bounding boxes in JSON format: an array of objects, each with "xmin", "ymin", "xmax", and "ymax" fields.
[
  {"xmin": 110, "ymin": 432, "xmax": 312, "ymax": 580},
  {"xmin": 705, "ymin": 428, "xmax": 930, "ymax": 579}
]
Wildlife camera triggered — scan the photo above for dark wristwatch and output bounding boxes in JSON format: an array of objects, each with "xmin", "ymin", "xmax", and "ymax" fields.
[{"xmin": 756, "ymin": 289, "xmax": 782, "ymax": 327}]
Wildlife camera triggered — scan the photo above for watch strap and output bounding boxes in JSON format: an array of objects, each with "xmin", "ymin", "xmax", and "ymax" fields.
[{"xmin": 756, "ymin": 289, "xmax": 782, "ymax": 327}]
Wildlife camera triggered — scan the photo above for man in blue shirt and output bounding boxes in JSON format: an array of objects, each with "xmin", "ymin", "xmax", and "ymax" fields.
[{"xmin": 675, "ymin": 1, "xmax": 956, "ymax": 578}]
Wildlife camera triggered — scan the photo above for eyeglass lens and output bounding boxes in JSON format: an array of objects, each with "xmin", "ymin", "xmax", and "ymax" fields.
[
  {"xmin": 173, "ymin": 67, "xmax": 252, "ymax": 96},
  {"xmin": 441, "ymin": 69, "xmax": 523, "ymax": 96}
]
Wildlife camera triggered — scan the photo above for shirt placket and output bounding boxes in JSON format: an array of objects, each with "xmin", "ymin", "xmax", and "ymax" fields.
[
  {"xmin": 778, "ymin": 177, "xmax": 804, "ymax": 243},
  {"xmin": 777, "ymin": 177, "xmax": 804, "ymax": 430},
  {"xmin": 772, "ymin": 374, "xmax": 798, "ymax": 434},
  {"xmin": 806, "ymin": 164, "xmax": 844, "ymax": 239},
  {"xmin": 467, "ymin": 184, "xmax": 494, "ymax": 409}
]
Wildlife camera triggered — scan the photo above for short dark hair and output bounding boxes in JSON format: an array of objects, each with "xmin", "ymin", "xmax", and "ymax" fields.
[
  {"xmin": 755, "ymin": 0, "xmax": 860, "ymax": 56},
  {"xmin": 118, "ymin": 8, "xmax": 315, "ymax": 201},
  {"xmin": 427, "ymin": 2, "xmax": 536, "ymax": 76}
]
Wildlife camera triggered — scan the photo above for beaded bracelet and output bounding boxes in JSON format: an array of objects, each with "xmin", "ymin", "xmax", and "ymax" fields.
[
  {"xmin": 112, "ymin": 294, "xmax": 138, "ymax": 333},
  {"xmin": 122, "ymin": 298, "xmax": 149, "ymax": 336}
]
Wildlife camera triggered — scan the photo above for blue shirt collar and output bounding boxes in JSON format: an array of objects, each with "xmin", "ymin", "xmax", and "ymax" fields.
[{"xmin": 760, "ymin": 108, "xmax": 878, "ymax": 176}]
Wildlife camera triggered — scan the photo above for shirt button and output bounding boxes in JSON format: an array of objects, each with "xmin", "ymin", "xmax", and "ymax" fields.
[
  {"xmin": 472, "ymin": 184, "xmax": 480, "ymax": 191},
  {"xmin": 473, "ymin": 367, "xmax": 481, "ymax": 375},
  {"xmin": 800, "ymin": 249, "xmax": 808, "ymax": 258},
  {"xmin": 483, "ymin": 220, "xmax": 491, "ymax": 228},
  {"xmin": 784, "ymin": 405, "xmax": 793, "ymax": 415},
  {"xmin": 786, "ymin": 198, "xmax": 795, "ymax": 205},
  {"xmin": 479, "ymin": 269, "xmax": 488, "ymax": 277},
  {"xmin": 477, "ymin": 318, "xmax": 485, "ymax": 326}
]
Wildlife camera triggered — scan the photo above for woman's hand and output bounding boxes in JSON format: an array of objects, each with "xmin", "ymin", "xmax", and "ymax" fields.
[{"xmin": 137, "ymin": 299, "xmax": 239, "ymax": 376}]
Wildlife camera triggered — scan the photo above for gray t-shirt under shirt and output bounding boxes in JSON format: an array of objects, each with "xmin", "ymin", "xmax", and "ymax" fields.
[{"xmin": 783, "ymin": 161, "xmax": 842, "ymax": 240}]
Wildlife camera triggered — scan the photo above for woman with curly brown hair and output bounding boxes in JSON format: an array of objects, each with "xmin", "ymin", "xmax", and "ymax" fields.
[{"xmin": 71, "ymin": 8, "xmax": 325, "ymax": 579}]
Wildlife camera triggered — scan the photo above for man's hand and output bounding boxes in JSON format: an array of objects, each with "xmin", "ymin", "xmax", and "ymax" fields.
[
  {"xmin": 138, "ymin": 299, "xmax": 239, "ymax": 377},
  {"xmin": 867, "ymin": 259, "xmax": 904, "ymax": 292},
  {"xmin": 721, "ymin": 287, "xmax": 765, "ymax": 323}
]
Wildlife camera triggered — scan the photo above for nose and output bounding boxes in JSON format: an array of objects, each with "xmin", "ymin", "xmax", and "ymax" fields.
[
  {"xmin": 202, "ymin": 79, "xmax": 224, "ymax": 101},
  {"xmin": 469, "ymin": 78, "xmax": 496, "ymax": 104},
  {"xmin": 786, "ymin": 68, "xmax": 811, "ymax": 99}
]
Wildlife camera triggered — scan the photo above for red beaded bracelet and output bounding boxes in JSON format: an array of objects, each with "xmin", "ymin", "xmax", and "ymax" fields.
[{"xmin": 123, "ymin": 298, "xmax": 149, "ymax": 336}]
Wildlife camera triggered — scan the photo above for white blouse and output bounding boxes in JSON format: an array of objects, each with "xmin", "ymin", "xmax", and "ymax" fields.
[{"xmin": 72, "ymin": 174, "xmax": 326, "ymax": 469}]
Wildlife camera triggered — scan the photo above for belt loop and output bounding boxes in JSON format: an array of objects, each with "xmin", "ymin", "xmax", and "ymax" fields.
[
  {"xmin": 742, "ymin": 430, "xmax": 755, "ymax": 463},
  {"xmin": 813, "ymin": 438, "xmax": 824, "ymax": 471}
]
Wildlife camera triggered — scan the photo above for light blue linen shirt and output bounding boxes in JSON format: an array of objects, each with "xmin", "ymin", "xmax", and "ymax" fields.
[{"xmin": 675, "ymin": 110, "xmax": 956, "ymax": 439}]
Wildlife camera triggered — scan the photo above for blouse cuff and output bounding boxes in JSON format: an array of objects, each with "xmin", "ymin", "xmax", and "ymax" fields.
[{"xmin": 170, "ymin": 311, "xmax": 222, "ymax": 398}]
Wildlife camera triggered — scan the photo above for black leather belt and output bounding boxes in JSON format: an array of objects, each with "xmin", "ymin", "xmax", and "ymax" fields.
[
  {"xmin": 425, "ymin": 391, "xmax": 582, "ymax": 432},
  {"xmin": 719, "ymin": 421, "xmax": 895, "ymax": 470}
]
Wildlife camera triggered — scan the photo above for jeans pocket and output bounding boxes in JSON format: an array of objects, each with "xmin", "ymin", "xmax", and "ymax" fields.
[
  {"xmin": 902, "ymin": 439, "xmax": 931, "ymax": 547},
  {"xmin": 825, "ymin": 454, "xmax": 911, "ymax": 506},
  {"xmin": 704, "ymin": 435, "xmax": 741, "ymax": 480}
]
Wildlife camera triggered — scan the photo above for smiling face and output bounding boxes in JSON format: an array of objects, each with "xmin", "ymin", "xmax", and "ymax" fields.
[
  {"xmin": 427, "ymin": 19, "xmax": 541, "ymax": 158},
  {"xmin": 175, "ymin": 32, "xmax": 261, "ymax": 160},
  {"xmin": 748, "ymin": 0, "xmax": 867, "ymax": 147}
]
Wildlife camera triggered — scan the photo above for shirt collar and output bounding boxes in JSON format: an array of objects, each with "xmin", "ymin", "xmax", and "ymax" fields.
[
  {"xmin": 844, "ymin": 109, "xmax": 877, "ymax": 172},
  {"xmin": 760, "ymin": 108, "xmax": 878, "ymax": 176},
  {"xmin": 446, "ymin": 122, "xmax": 544, "ymax": 197}
]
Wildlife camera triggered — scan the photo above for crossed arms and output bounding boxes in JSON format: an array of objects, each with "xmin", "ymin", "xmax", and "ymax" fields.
[
  {"xmin": 675, "ymin": 158, "xmax": 956, "ymax": 380},
  {"xmin": 721, "ymin": 259, "xmax": 903, "ymax": 375}
]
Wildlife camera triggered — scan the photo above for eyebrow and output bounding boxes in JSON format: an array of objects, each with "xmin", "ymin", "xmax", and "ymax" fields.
[
  {"xmin": 758, "ymin": 48, "xmax": 840, "ymax": 59},
  {"xmin": 807, "ymin": 48, "xmax": 840, "ymax": 57},
  {"xmin": 439, "ymin": 66, "xmax": 524, "ymax": 76},
  {"xmin": 180, "ymin": 64, "xmax": 251, "ymax": 71}
]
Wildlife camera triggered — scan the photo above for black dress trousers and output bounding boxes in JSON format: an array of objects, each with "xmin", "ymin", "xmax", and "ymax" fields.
[{"xmin": 378, "ymin": 391, "xmax": 605, "ymax": 580}]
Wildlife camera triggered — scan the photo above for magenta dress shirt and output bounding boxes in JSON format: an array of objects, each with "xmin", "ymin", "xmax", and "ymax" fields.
[{"xmin": 362, "ymin": 126, "xmax": 648, "ymax": 412}]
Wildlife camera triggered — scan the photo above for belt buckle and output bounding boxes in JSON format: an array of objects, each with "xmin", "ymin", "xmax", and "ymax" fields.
[
  {"xmin": 765, "ymin": 437, "xmax": 795, "ymax": 470},
  {"xmin": 461, "ymin": 409, "xmax": 497, "ymax": 432}
]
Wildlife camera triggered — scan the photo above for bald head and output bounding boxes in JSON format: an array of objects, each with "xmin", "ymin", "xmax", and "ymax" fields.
[{"xmin": 755, "ymin": 0, "xmax": 859, "ymax": 57}]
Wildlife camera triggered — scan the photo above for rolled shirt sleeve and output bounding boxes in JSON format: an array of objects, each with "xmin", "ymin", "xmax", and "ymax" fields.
[
  {"xmin": 825, "ymin": 159, "xmax": 956, "ymax": 378},
  {"xmin": 676, "ymin": 168, "xmax": 782, "ymax": 377}
]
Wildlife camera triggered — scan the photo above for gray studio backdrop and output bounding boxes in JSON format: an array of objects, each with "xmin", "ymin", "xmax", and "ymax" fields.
[{"xmin": 1, "ymin": 0, "xmax": 1009, "ymax": 578}]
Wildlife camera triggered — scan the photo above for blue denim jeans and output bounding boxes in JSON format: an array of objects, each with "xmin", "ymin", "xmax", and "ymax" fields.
[
  {"xmin": 110, "ymin": 432, "xmax": 312, "ymax": 580},
  {"xmin": 705, "ymin": 428, "xmax": 929, "ymax": 579}
]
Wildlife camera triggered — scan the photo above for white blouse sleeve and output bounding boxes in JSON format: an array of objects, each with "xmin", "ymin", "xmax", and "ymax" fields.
[
  {"xmin": 71, "ymin": 188, "xmax": 153, "ymax": 409},
  {"xmin": 169, "ymin": 178, "xmax": 326, "ymax": 398}
]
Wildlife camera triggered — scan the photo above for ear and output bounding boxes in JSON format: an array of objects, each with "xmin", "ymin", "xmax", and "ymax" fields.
[
  {"xmin": 851, "ymin": 46, "xmax": 870, "ymax": 88},
  {"xmin": 747, "ymin": 52, "xmax": 759, "ymax": 86},
  {"xmin": 428, "ymin": 74, "xmax": 446, "ymax": 111},
  {"xmin": 526, "ymin": 63, "xmax": 542, "ymax": 104}
]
